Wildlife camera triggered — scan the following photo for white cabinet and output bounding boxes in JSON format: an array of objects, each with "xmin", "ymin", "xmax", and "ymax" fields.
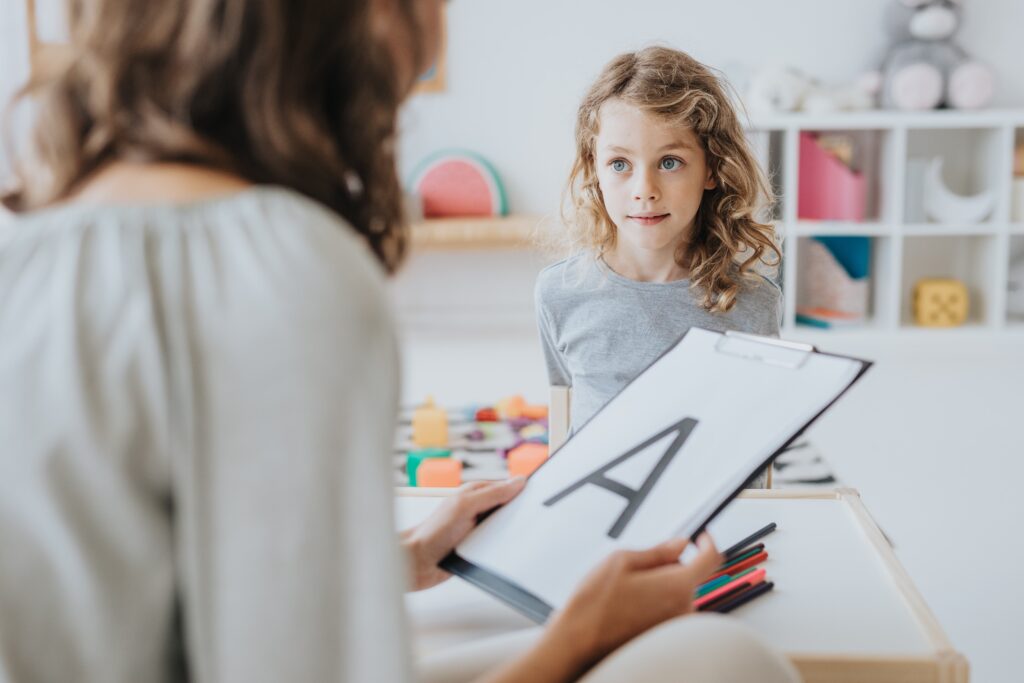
[{"xmin": 748, "ymin": 109, "xmax": 1024, "ymax": 334}]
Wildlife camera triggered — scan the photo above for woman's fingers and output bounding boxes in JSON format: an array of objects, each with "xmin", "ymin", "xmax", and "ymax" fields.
[
  {"xmin": 687, "ymin": 533, "xmax": 723, "ymax": 581},
  {"xmin": 459, "ymin": 476, "xmax": 526, "ymax": 516},
  {"xmin": 620, "ymin": 537, "xmax": 690, "ymax": 571}
]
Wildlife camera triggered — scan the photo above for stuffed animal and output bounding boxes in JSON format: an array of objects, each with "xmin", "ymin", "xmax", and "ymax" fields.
[
  {"xmin": 745, "ymin": 67, "xmax": 880, "ymax": 115},
  {"xmin": 880, "ymin": 0, "xmax": 994, "ymax": 110}
]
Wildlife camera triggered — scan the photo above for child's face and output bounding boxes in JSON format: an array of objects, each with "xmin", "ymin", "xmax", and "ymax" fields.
[{"xmin": 594, "ymin": 100, "xmax": 715, "ymax": 262}]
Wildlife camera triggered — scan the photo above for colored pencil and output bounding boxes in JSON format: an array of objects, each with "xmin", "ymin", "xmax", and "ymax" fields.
[
  {"xmin": 712, "ymin": 580, "xmax": 775, "ymax": 613},
  {"xmin": 721, "ymin": 522, "xmax": 777, "ymax": 560},
  {"xmin": 696, "ymin": 566, "xmax": 756, "ymax": 597},
  {"xmin": 707, "ymin": 550, "xmax": 768, "ymax": 581},
  {"xmin": 694, "ymin": 568, "xmax": 767, "ymax": 610}
]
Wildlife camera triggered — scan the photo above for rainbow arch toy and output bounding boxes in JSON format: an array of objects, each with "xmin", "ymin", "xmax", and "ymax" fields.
[{"xmin": 409, "ymin": 150, "xmax": 508, "ymax": 218}]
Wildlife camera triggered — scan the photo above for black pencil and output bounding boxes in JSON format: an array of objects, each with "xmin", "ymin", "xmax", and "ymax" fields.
[
  {"xmin": 722, "ymin": 522, "xmax": 777, "ymax": 561},
  {"xmin": 713, "ymin": 580, "xmax": 775, "ymax": 613}
]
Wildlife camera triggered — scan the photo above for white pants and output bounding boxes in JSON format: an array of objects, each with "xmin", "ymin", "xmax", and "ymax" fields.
[{"xmin": 417, "ymin": 613, "xmax": 802, "ymax": 683}]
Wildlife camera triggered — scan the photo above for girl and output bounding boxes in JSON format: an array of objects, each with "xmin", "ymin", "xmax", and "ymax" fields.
[{"xmin": 537, "ymin": 47, "xmax": 783, "ymax": 485}]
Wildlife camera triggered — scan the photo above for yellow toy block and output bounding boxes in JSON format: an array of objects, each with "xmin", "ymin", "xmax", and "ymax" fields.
[
  {"xmin": 412, "ymin": 397, "xmax": 448, "ymax": 447},
  {"xmin": 913, "ymin": 279, "xmax": 969, "ymax": 327},
  {"xmin": 522, "ymin": 404, "xmax": 549, "ymax": 420},
  {"xmin": 496, "ymin": 395, "xmax": 526, "ymax": 419}
]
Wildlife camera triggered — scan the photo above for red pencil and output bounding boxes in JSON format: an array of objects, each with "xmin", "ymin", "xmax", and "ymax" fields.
[
  {"xmin": 706, "ymin": 550, "xmax": 768, "ymax": 581},
  {"xmin": 694, "ymin": 568, "xmax": 767, "ymax": 610}
]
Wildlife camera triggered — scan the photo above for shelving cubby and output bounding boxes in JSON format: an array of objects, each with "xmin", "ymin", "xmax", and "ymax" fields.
[{"xmin": 747, "ymin": 109, "xmax": 1024, "ymax": 335}]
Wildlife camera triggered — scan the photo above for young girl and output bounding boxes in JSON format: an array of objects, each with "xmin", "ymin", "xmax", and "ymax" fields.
[{"xmin": 537, "ymin": 47, "xmax": 782, "ymax": 485}]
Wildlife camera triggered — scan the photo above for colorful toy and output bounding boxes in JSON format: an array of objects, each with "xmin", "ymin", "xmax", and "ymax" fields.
[
  {"xmin": 507, "ymin": 443, "xmax": 548, "ymax": 478},
  {"xmin": 798, "ymin": 132, "xmax": 866, "ymax": 222},
  {"xmin": 408, "ymin": 150, "xmax": 508, "ymax": 218},
  {"xmin": 407, "ymin": 448, "xmax": 451, "ymax": 487},
  {"xmin": 496, "ymin": 395, "xmax": 526, "ymax": 420},
  {"xmin": 522, "ymin": 404, "xmax": 549, "ymax": 420},
  {"xmin": 796, "ymin": 237, "xmax": 871, "ymax": 328},
  {"xmin": 475, "ymin": 407, "xmax": 499, "ymax": 422},
  {"xmin": 879, "ymin": 0, "xmax": 994, "ymax": 110},
  {"xmin": 913, "ymin": 278, "xmax": 969, "ymax": 327},
  {"xmin": 412, "ymin": 397, "xmax": 448, "ymax": 448},
  {"xmin": 416, "ymin": 458, "xmax": 463, "ymax": 488}
]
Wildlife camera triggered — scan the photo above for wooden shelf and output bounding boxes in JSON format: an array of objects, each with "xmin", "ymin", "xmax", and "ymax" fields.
[{"xmin": 409, "ymin": 215, "xmax": 540, "ymax": 250}]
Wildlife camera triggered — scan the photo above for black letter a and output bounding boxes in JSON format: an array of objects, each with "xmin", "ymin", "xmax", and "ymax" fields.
[{"xmin": 543, "ymin": 418, "xmax": 698, "ymax": 539}]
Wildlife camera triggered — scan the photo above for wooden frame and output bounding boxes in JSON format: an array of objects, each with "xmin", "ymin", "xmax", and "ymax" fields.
[
  {"xmin": 397, "ymin": 487, "xmax": 968, "ymax": 683},
  {"xmin": 741, "ymin": 488, "xmax": 968, "ymax": 683}
]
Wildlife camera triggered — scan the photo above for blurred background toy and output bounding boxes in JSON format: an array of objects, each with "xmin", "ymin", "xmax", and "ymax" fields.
[
  {"xmin": 745, "ymin": 66, "xmax": 880, "ymax": 115},
  {"xmin": 797, "ymin": 237, "xmax": 872, "ymax": 328},
  {"xmin": 879, "ymin": 0, "xmax": 994, "ymax": 110},
  {"xmin": 913, "ymin": 278, "xmax": 969, "ymax": 327},
  {"xmin": 922, "ymin": 157, "xmax": 995, "ymax": 223},
  {"xmin": 408, "ymin": 149, "xmax": 508, "ymax": 218}
]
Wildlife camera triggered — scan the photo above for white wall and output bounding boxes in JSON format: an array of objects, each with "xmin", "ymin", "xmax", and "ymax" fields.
[{"xmin": 398, "ymin": 0, "xmax": 1024, "ymax": 215}]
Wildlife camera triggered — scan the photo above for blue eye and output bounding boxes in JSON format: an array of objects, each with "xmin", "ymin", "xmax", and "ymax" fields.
[
  {"xmin": 660, "ymin": 157, "xmax": 683, "ymax": 170},
  {"xmin": 611, "ymin": 159, "xmax": 630, "ymax": 172}
]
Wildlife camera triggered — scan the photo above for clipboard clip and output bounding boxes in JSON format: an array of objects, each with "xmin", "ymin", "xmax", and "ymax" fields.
[{"xmin": 714, "ymin": 331, "xmax": 816, "ymax": 370}]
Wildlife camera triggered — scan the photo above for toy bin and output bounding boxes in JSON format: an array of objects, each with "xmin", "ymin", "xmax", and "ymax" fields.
[{"xmin": 798, "ymin": 132, "xmax": 868, "ymax": 222}]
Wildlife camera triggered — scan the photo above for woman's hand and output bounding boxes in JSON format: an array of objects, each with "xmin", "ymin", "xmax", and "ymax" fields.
[
  {"xmin": 401, "ymin": 477, "xmax": 526, "ymax": 591},
  {"xmin": 543, "ymin": 534, "xmax": 723, "ymax": 677}
]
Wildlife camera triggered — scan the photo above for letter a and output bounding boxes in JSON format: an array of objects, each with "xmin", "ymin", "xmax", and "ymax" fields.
[{"xmin": 543, "ymin": 418, "xmax": 698, "ymax": 539}]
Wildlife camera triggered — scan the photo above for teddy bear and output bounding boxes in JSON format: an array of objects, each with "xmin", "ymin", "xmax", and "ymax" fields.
[
  {"xmin": 880, "ymin": 0, "xmax": 994, "ymax": 110},
  {"xmin": 744, "ymin": 66, "xmax": 881, "ymax": 115}
]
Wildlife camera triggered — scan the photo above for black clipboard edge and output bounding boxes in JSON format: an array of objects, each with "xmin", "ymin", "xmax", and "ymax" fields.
[
  {"xmin": 444, "ymin": 329, "xmax": 873, "ymax": 622},
  {"xmin": 688, "ymin": 352, "xmax": 873, "ymax": 542},
  {"xmin": 439, "ymin": 551, "xmax": 553, "ymax": 624}
]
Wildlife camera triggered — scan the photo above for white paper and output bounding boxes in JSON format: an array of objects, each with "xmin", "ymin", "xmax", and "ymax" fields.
[{"xmin": 456, "ymin": 328, "xmax": 864, "ymax": 609}]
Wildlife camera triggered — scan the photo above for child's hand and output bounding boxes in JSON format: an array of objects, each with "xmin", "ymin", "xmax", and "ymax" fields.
[
  {"xmin": 401, "ymin": 477, "xmax": 527, "ymax": 591},
  {"xmin": 544, "ymin": 534, "xmax": 722, "ymax": 675}
]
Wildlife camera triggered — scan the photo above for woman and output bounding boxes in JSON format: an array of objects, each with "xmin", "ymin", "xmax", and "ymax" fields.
[{"xmin": 0, "ymin": 1, "xmax": 799, "ymax": 681}]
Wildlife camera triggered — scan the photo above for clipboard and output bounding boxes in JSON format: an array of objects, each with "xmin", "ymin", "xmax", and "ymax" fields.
[{"xmin": 440, "ymin": 327, "xmax": 871, "ymax": 623}]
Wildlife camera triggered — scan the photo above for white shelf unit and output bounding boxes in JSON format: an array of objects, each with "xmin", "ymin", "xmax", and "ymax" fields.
[{"xmin": 746, "ymin": 109, "xmax": 1024, "ymax": 334}]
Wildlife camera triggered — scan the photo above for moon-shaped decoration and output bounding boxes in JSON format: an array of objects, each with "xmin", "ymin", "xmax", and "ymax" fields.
[{"xmin": 922, "ymin": 157, "xmax": 995, "ymax": 224}]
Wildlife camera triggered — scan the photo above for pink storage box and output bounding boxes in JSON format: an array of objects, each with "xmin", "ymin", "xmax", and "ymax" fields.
[{"xmin": 798, "ymin": 132, "xmax": 866, "ymax": 221}]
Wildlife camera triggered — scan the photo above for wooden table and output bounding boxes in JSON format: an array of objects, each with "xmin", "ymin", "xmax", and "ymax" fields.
[{"xmin": 396, "ymin": 488, "xmax": 968, "ymax": 683}]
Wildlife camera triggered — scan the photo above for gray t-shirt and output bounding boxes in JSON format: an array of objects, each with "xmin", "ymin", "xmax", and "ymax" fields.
[{"xmin": 535, "ymin": 251, "xmax": 782, "ymax": 434}]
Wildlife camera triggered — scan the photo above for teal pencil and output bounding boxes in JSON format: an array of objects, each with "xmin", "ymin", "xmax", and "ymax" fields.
[{"xmin": 696, "ymin": 566, "xmax": 757, "ymax": 598}]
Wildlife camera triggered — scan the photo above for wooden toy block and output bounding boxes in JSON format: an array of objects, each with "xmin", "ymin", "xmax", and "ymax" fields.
[
  {"xmin": 413, "ymin": 397, "xmax": 448, "ymax": 447},
  {"xmin": 913, "ymin": 279, "xmax": 969, "ymax": 327},
  {"xmin": 519, "ymin": 424, "xmax": 547, "ymax": 441},
  {"xmin": 407, "ymin": 448, "xmax": 451, "ymax": 487},
  {"xmin": 416, "ymin": 458, "xmax": 462, "ymax": 487},
  {"xmin": 522, "ymin": 404, "xmax": 549, "ymax": 420},
  {"xmin": 507, "ymin": 443, "xmax": 548, "ymax": 478},
  {"xmin": 475, "ymin": 407, "xmax": 499, "ymax": 422},
  {"xmin": 496, "ymin": 395, "xmax": 526, "ymax": 419}
]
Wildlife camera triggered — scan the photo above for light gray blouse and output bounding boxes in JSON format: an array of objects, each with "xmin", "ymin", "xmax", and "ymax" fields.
[{"xmin": 0, "ymin": 187, "xmax": 411, "ymax": 682}]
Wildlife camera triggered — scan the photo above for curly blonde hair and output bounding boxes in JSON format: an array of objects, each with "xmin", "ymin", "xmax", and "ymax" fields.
[
  {"xmin": 563, "ymin": 46, "xmax": 780, "ymax": 312},
  {"xmin": 3, "ymin": 0, "xmax": 423, "ymax": 274}
]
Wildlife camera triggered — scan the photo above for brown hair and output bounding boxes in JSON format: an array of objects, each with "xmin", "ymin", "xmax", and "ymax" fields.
[
  {"xmin": 3, "ymin": 0, "xmax": 422, "ymax": 273},
  {"xmin": 563, "ymin": 46, "xmax": 780, "ymax": 312}
]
